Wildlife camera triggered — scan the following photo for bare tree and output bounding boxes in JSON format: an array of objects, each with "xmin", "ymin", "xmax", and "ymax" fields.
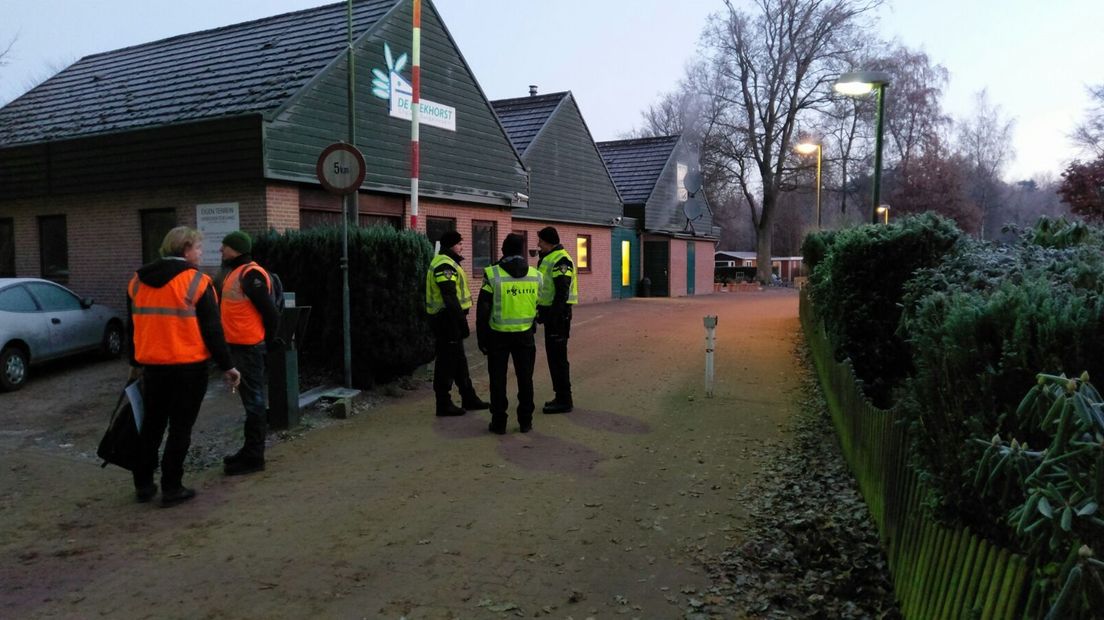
[
  {"xmin": 957, "ymin": 89, "xmax": 1016, "ymax": 238},
  {"xmin": 701, "ymin": 0, "xmax": 880, "ymax": 283},
  {"xmin": 1071, "ymin": 84, "xmax": 1104, "ymax": 157}
]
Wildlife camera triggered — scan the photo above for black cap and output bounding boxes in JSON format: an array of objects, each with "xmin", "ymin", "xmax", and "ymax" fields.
[
  {"xmin": 501, "ymin": 233, "xmax": 525, "ymax": 257},
  {"xmin": 439, "ymin": 230, "xmax": 462, "ymax": 250},
  {"xmin": 538, "ymin": 226, "xmax": 559, "ymax": 245}
]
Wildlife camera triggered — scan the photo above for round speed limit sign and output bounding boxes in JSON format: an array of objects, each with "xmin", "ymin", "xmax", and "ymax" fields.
[{"xmin": 316, "ymin": 143, "xmax": 367, "ymax": 195}]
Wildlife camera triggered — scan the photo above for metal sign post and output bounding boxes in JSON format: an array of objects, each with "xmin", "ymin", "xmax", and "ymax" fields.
[
  {"xmin": 317, "ymin": 142, "xmax": 366, "ymax": 389},
  {"xmin": 703, "ymin": 315, "xmax": 718, "ymax": 398}
]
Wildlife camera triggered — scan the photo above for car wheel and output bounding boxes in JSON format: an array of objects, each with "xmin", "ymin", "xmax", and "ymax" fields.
[
  {"xmin": 0, "ymin": 347, "xmax": 29, "ymax": 392},
  {"xmin": 102, "ymin": 322, "xmax": 124, "ymax": 358}
]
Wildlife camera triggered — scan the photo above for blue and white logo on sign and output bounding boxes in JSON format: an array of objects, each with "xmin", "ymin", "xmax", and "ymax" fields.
[{"xmin": 371, "ymin": 42, "xmax": 456, "ymax": 132}]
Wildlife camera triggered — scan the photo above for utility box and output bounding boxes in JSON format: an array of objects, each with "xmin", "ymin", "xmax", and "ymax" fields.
[{"xmin": 267, "ymin": 305, "xmax": 311, "ymax": 430}]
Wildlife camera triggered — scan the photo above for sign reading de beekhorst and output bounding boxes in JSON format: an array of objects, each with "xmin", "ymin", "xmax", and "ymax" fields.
[{"xmin": 316, "ymin": 143, "xmax": 367, "ymax": 195}]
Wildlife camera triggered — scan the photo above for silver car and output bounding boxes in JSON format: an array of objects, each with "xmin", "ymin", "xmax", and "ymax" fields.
[{"xmin": 0, "ymin": 278, "xmax": 125, "ymax": 391}]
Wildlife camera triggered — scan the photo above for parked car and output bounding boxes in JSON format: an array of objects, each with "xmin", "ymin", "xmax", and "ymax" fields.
[{"xmin": 0, "ymin": 278, "xmax": 125, "ymax": 391}]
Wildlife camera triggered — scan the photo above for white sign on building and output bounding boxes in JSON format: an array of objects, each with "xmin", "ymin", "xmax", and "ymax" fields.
[
  {"xmin": 388, "ymin": 72, "xmax": 457, "ymax": 132},
  {"xmin": 195, "ymin": 203, "xmax": 240, "ymax": 267}
]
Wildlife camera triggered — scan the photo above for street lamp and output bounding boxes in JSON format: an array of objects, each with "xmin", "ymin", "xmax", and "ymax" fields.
[
  {"xmin": 795, "ymin": 141, "xmax": 822, "ymax": 229},
  {"xmin": 876, "ymin": 204, "xmax": 890, "ymax": 225},
  {"xmin": 834, "ymin": 70, "xmax": 890, "ymax": 225}
]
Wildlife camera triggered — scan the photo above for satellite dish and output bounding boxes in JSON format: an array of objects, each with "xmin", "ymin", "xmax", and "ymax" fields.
[
  {"xmin": 683, "ymin": 197, "xmax": 704, "ymax": 221},
  {"xmin": 684, "ymin": 171, "xmax": 704, "ymax": 195}
]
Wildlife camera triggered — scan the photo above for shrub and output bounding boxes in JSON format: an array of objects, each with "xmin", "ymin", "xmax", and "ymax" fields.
[
  {"xmin": 253, "ymin": 226, "xmax": 435, "ymax": 387},
  {"xmin": 898, "ymin": 218, "xmax": 1104, "ymax": 540},
  {"xmin": 808, "ymin": 213, "xmax": 962, "ymax": 406},
  {"xmin": 800, "ymin": 229, "xmax": 837, "ymax": 273}
]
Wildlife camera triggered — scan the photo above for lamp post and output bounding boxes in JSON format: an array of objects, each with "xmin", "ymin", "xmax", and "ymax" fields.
[
  {"xmin": 834, "ymin": 70, "xmax": 890, "ymax": 225},
  {"xmin": 795, "ymin": 142, "xmax": 822, "ymax": 229},
  {"xmin": 876, "ymin": 204, "xmax": 890, "ymax": 225}
]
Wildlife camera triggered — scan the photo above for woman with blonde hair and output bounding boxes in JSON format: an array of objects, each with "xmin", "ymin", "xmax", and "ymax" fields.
[{"xmin": 126, "ymin": 226, "xmax": 239, "ymax": 507}]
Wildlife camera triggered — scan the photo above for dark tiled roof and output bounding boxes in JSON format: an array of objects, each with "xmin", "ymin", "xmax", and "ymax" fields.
[
  {"xmin": 0, "ymin": 0, "xmax": 398, "ymax": 146},
  {"xmin": 597, "ymin": 135, "xmax": 680, "ymax": 204},
  {"xmin": 490, "ymin": 92, "xmax": 569, "ymax": 156}
]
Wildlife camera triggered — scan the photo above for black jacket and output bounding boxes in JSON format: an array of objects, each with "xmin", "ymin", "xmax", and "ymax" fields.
[
  {"xmin": 127, "ymin": 257, "xmax": 234, "ymax": 370},
  {"xmin": 476, "ymin": 255, "xmax": 536, "ymax": 350},
  {"xmin": 218, "ymin": 254, "xmax": 281, "ymax": 345},
  {"xmin": 431, "ymin": 249, "xmax": 471, "ymax": 341},
  {"xmin": 537, "ymin": 244, "xmax": 573, "ymax": 331}
]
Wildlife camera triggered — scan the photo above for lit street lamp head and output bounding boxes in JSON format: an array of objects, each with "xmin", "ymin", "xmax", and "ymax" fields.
[
  {"xmin": 833, "ymin": 70, "xmax": 891, "ymax": 95},
  {"xmin": 794, "ymin": 142, "xmax": 819, "ymax": 155}
]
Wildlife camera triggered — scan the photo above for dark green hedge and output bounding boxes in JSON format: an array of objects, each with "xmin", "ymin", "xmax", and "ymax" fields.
[
  {"xmin": 807, "ymin": 213, "xmax": 962, "ymax": 407},
  {"xmin": 252, "ymin": 226, "xmax": 435, "ymax": 387},
  {"xmin": 898, "ymin": 219, "xmax": 1104, "ymax": 542}
]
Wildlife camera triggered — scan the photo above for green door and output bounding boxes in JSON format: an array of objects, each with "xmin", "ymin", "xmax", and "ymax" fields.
[
  {"xmin": 686, "ymin": 241, "xmax": 696, "ymax": 295},
  {"xmin": 611, "ymin": 227, "xmax": 639, "ymax": 298}
]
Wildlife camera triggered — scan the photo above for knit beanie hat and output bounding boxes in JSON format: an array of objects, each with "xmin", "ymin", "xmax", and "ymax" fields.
[
  {"xmin": 501, "ymin": 233, "xmax": 525, "ymax": 257},
  {"xmin": 439, "ymin": 230, "xmax": 462, "ymax": 250},
  {"xmin": 537, "ymin": 226, "xmax": 559, "ymax": 245},
  {"xmin": 222, "ymin": 230, "xmax": 252, "ymax": 254}
]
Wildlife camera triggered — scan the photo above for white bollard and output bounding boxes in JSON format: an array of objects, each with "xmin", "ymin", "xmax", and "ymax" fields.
[{"xmin": 703, "ymin": 315, "xmax": 718, "ymax": 398}]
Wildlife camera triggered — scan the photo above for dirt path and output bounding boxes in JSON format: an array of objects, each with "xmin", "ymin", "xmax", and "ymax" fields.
[{"xmin": 1, "ymin": 290, "xmax": 802, "ymax": 619}]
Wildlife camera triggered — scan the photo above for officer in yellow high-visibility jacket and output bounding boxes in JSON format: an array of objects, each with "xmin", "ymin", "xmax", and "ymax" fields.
[
  {"xmin": 536, "ymin": 226, "xmax": 578, "ymax": 413},
  {"xmin": 425, "ymin": 230, "xmax": 489, "ymax": 417},
  {"xmin": 476, "ymin": 233, "xmax": 543, "ymax": 434}
]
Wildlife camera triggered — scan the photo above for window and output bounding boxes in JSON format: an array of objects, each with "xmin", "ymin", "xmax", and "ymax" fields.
[
  {"xmin": 360, "ymin": 214, "xmax": 401, "ymax": 229},
  {"xmin": 576, "ymin": 235, "xmax": 591, "ymax": 273},
  {"xmin": 471, "ymin": 221, "xmax": 496, "ymax": 270},
  {"xmin": 26, "ymin": 281, "xmax": 81, "ymax": 311},
  {"xmin": 38, "ymin": 215, "xmax": 68, "ymax": 282},
  {"xmin": 621, "ymin": 240, "xmax": 631, "ymax": 286},
  {"xmin": 426, "ymin": 217, "xmax": 457, "ymax": 246},
  {"xmin": 677, "ymin": 162, "xmax": 689, "ymax": 202},
  {"xmin": 0, "ymin": 218, "xmax": 13, "ymax": 277},
  {"xmin": 0, "ymin": 285, "xmax": 37, "ymax": 312},
  {"xmin": 140, "ymin": 209, "xmax": 176, "ymax": 264}
]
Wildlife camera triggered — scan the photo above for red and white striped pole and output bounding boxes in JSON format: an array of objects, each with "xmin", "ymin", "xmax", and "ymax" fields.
[{"xmin": 409, "ymin": 0, "xmax": 421, "ymax": 231}]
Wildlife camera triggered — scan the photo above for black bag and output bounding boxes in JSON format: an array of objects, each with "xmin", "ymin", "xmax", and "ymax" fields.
[{"xmin": 97, "ymin": 380, "xmax": 143, "ymax": 471}]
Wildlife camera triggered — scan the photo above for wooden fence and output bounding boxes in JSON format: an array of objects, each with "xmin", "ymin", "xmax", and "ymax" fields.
[{"xmin": 800, "ymin": 290, "xmax": 1033, "ymax": 618}]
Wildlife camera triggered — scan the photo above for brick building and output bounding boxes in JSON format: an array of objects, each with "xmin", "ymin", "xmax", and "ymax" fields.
[
  {"xmin": 0, "ymin": 0, "xmax": 528, "ymax": 310},
  {"xmin": 598, "ymin": 136, "xmax": 718, "ymax": 297}
]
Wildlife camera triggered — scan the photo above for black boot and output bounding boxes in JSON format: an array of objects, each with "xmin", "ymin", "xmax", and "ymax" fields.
[
  {"xmin": 488, "ymin": 415, "xmax": 507, "ymax": 434},
  {"xmin": 461, "ymin": 395, "xmax": 491, "ymax": 410},
  {"xmin": 135, "ymin": 483, "xmax": 158, "ymax": 503},
  {"xmin": 436, "ymin": 402, "xmax": 466, "ymax": 417},
  {"xmin": 542, "ymin": 399, "xmax": 573, "ymax": 414},
  {"xmin": 224, "ymin": 454, "xmax": 265, "ymax": 476},
  {"xmin": 160, "ymin": 486, "xmax": 196, "ymax": 508}
]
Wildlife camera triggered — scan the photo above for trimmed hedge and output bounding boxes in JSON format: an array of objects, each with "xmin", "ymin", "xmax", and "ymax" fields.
[
  {"xmin": 252, "ymin": 226, "xmax": 435, "ymax": 387},
  {"xmin": 899, "ymin": 221, "xmax": 1104, "ymax": 544},
  {"xmin": 807, "ymin": 213, "xmax": 962, "ymax": 407}
]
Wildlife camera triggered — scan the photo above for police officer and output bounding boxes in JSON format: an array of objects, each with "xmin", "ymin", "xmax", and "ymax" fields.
[
  {"xmin": 218, "ymin": 230, "xmax": 280, "ymax": 476},
  {"xmin": 536, "ymin": 226, "xmax": 577, "ymax": 414},
  {"xmin": 426, "ymin": 230, "xmax": 489, "ymax": 416},
  {"xmin": 127, "ymin": 226, "xmax": 240, "ymax": 507},
  {"xmin": 477, "ymin": 234, "xmax": 543, "ymax": 434}
]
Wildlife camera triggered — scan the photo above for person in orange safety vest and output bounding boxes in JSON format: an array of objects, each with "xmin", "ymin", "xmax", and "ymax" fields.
[
  {"xmin": 217, "ymin": 230, "xmax": 279, "ymax": 477},
  {"xmin": 127, "ymin": 226, "xmax": 240, "ymax": 508}
]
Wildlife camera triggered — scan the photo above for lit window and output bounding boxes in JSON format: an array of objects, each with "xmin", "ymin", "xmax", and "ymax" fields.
[
  {"xmin": 576, "ymin": 235, "xmax": 591, "ymax": 273},
  {"xmin": 621, "ymin": 240, "xmax": 630, "ymax": 286}
]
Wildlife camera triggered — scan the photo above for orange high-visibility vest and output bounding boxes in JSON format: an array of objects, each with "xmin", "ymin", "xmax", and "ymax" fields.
[
  {"xmin": 220, "ymin": 262, "xmax": 271, "ymax": 345},
  {"xmin": 129, "ymin": 269, "xmax": 213, "ymax": 365}
]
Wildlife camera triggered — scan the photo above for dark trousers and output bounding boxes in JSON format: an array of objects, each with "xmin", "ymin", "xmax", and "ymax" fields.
[
  {"xmin": 132, "ymin": 363, "xmax": 208, "ymax": 491},
  {"xmin": 488, "ymin": 340, "xmax": 537, "ymax": 427},
  {"xmin": 230, "ymin": 343, "xmax": 267, "ymax": 459},
  {"xmin": 544, "ymin": 330, "xmax": 572, "ymax": 403},
  {"xmin": 434, "ymin": 338, "xmax": 476, "ymax": 406}
]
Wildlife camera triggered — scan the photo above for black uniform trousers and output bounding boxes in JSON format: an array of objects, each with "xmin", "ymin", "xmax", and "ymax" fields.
[
  {"xmin": 432, "ymin": 311, "xmax": 477, "ymax": 407},
  {"xmin": 487, "ymin": 331, "xmax": 537, "ymax": 429},
  {"xmin": 542, "ymin": 306, "xmax": 572, "ymax": 403},
  {"xmin": 230, "ymin": 343, "xmax": 267, "ymax": 459},
  {"xmin": 132, "ymin": 363, "xmax": 208, "ymax": 492}
]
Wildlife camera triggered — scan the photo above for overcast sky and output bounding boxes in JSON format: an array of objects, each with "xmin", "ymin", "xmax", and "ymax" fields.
[{"xmin": 1, "ymin": 0, "xmax": 1100, "ymax": 182}]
